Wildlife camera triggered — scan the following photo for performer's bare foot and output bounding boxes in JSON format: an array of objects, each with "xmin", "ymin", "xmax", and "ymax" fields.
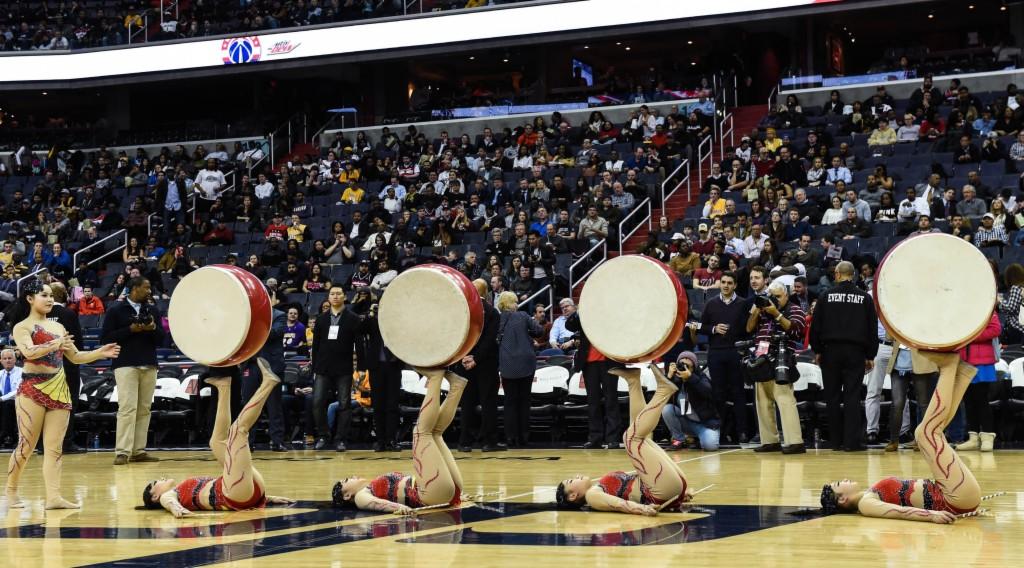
[
  {"xmin": 44, "ymin": 496, "xmax": 81, "ymax": 510},
  {"xmin": 256, "ymin": 358, "xmax": 283, "ymax": 385},
  {"xmin": 204, "ymin": 376, "xmax": 231, "ymax": 389},
  {"xmin": 5, "ymin": 490, "xmax": 25, "ymax": 509},
  {"xmin": 444, "ymin": 370, "xmax": 468, "ymax": 389},
  {"xmin": 608, "ymin": 367, "xmax": 642, "ymax": 384}
]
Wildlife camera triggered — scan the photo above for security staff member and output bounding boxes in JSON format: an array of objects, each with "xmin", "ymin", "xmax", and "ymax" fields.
[{"xmin": 808, "ymin": 261, "xmax": 878, "ymax": 451}]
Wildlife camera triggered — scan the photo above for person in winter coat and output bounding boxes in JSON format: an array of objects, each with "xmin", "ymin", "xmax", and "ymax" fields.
[{"xmin": 496, "ymin": 291, "xmax": 544, "ymax": 448}]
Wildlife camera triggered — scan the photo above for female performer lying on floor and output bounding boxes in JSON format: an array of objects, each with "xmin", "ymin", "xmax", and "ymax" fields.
[
  {"xmin": 556, "ymin": 360, "xmax": 693, "ymax": 515},
  {"xmin": 141, "ymin": 358, "xmax": 294, "ymax": 517}
]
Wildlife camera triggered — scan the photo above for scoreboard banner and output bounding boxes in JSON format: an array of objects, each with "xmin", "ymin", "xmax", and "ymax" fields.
[{"xmin": 0, "ymin": 0, "xmax": 839, "ymax": 83}]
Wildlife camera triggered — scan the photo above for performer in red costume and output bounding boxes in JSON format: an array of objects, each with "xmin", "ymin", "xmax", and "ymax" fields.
[
  {"xmin": 141, "ymin": 358, "xmax": 294, "ymax": 517},
  {"xmin": 821, "ymin": 350, "xmax": 981, "ymax": 522},
  {"xmin": 332, "ymin": 369, "xmax": 467, "ymax": 514},
  {"xmin": 555, "ymin": 364, "xmax": 692, "ymax": 515}
]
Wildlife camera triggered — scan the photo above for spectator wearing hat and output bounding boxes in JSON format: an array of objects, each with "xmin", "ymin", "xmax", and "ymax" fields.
[
  {"xmin": 974, "ymin": 213, "xmax": 1008, "ymax": 248},
  {"xmin": 692, "ymin": 223, "xmax": 715, "ymax": 258},
  {"xmin": 662, "ymin": 351, "xmax": 721, "ymax": 451}
]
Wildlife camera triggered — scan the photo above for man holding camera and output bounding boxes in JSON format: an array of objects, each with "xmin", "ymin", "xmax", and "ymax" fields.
[
  {"xmin": 745, "ymin": 281, "xmax": 806, "ymax": 454},
  {"xmin": 662, "ymin": 351, "xmax": 721, "ymax": 451},
  {"xmin": 101, "ymin": 277, "xmax": 164, "ymax": 465},
  {"xmin": 808, "ymin": 261, "xmax": 878, "ymax": 451}
]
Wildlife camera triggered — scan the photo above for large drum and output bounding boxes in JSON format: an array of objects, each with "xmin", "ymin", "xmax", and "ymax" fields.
[
  {"xmin": 578, "ymin": 255, "xmax": 687, "ymax": 363},
  {"xmin": 168, "ymin": 265, "xmax": 273, "ymax": 367},
  {"xmin": 377, "ymin": 264, "xmax": 484, "ymax": 368},
  {"xmin": 874, "ymin": 233, "xmax": 996, "ymax": 351}
]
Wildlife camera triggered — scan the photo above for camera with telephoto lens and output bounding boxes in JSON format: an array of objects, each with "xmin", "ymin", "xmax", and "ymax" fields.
[
  {"xmin": 753, "ymin": 294, "xmax": 778, "ymax": 310},
  {"xmin": 735, "ymin": 330, "xmax": 796, "ymax": 385},
  {"xmin": 129, "ymin": 305, "xmax": 155, "ymax": 327}
]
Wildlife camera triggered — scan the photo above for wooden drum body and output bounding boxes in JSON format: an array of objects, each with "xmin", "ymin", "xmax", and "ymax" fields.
[
  {"xmin": 168, "ymin": 264, "xmax": 273, "ymax": 367},
  {"xmin": 578, "ymin": 255, "xmax": 688, "ymax": 363},
  {"xmin": 377, "ymin": 264, "xmax": 484, "ymax": 369},
  {"xmin": 874, "ymin": 233, "xmax": 996, "ymax": 352}
]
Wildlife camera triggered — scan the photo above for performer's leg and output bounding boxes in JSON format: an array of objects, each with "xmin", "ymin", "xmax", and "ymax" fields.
[
  {"xmin": 217, "ymin": 360, "xmax": 281, "ymax": 503},
  {"xmin": 434, "ymin": 372, "xmax": 468, "ymax": 492},
  {"xmin": 205, "ymin": 375, "xmax": 234, "ymax": 463},
  {"xmin": 41, "ymin": 409, "xmax": 77, "ymax": 509},
  {"xmin": 412, "ymin": 369, "xmax": 456, "ymax": 506},
  {"xmin": 607, "ymin": 367, "xmax": 645, "ymax": 427},
  {"xmin": 914, "ymin": 353, "xmax": 981, "ymax": 511},
  {"xmin": 5, "ymin": 396, "xmax": 46, "ymax": 508},
  {"xmin": 624, "ymin": 365, "xmax": 686, "ymax": 502}
]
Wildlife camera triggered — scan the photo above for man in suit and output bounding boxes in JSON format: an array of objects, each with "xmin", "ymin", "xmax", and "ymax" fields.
[
  {"xmin": 456, "ymin": 279, "xmax": 503, "ymax": 453},
  {"xmin": 242, "ymin": 305, "xmax": 288, "ymax": 451},
  {"xmin": 310, "ymin": 286, "xmax": 364, "ymax": 451},
  {"xmin": 359, "ymin": 293, "xmax": 405, "ymax": 452},
  {"xmin": 48, "ymin": 282, "xmax": 85, "ymax": 453},
  {"xmin": 0, "ymin": 349, "xmax": 23, "ymax": 448}
]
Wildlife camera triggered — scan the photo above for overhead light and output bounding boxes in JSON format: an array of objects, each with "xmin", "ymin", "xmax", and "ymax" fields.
[
  {"xmin": 41, "ymin": 91, "xmax": 47, "ymax": 95},
  {"xmin": 687, "ymin": 40, "xmax": 693, "ymax": 45},
  {"xmin": 469, "ymin": 56, "xmax": 475, "ymax": 60},
  {"xmin": 968, "ymin": 4, "xmax": 975, "ymax": 8},
  {"xmin": 615, "ymin": 41, "xmax": 621, "ymax": 46},
  {"xmin": 583, "ymin": 45, "xmax": 589, "ymax": 49},
  {"xmin": 1001, "ymin": 5, "xmax": 1007, "ymax": 10},
  {"xmin": 851, "ymin": 37, "xmax": 856, "ymax": 43},
  {"xmin": 502, "ymin": 58, "xmax": 509, "ymax": 63},
  {"xmin": 927, "ymin": 12, "xmax": 934, "ymax": 18},
  {"xmin": 690, "ymin": 61, "xmax": 697, "ymax": 66},
  {"xmin": 625, "ymin": 46, "xmax": 631, "ymax": 51}
]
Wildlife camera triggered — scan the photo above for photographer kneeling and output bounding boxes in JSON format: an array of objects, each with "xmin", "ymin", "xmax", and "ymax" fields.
[
  {"xmin": 661, "ymin": 352, "xmax": 721, "ymax": 451},
  {"xmin": 745, "ymin": 281, "xmax": 807, "ymax": 454}
]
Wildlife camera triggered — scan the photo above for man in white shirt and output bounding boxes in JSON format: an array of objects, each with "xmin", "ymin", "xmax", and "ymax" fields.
[
  {"xmin": 0, "ymin": 349, "xmax": 24, "ymax": 447},
  {"xmin": 194, "ymin": 159, "xmax": 226, "ymax": 200},
  {"xmin": 898, "ymin": 187, "xmax": 930, "ymax": 223},
  {"xmin": 914, "ymin": 173, "xmax": 943, "ymax": 205},
  {"xmin": 369, "ymin": 258, "xmax": 397, "ymax": 291},
  {"xmin": 743, "ymin": 224, "xmax": 769, "ymax": 259},
  {"xmin": 254, "ymin": 173, "xmax": 275, "ymax": 200},
  {"xmin": 205, "ymin": 144, "xmax": 230, "ymax": 163},
  {"xmin": 382, "ymin": 187, "xmax": 402, "ymax": 215},
  {"xmin": 548, "ymin": 299, "xmax": 577, "ymax": 353},
  {"xmin": 825, "ymin": 156, "xmax": 852, "ymax": 186},
  {"xmin": 723, "ymin": 226, "xmax": 746, "ymax": 257},
  {"xmin": 605, "ymin": 151, "xmax": 625, "ymax": 173}
]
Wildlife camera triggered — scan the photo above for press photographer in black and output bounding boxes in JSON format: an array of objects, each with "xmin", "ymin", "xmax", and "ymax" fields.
[{"xmin": 745, "ymin": 281, "xmax": 806, "ymax": 454}]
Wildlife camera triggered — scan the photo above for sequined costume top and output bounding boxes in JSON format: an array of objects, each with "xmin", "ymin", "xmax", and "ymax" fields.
[
  {"xmin": 17, "ymin": 324, "xmax": 71, "ymax": 410},
  {"xmin": 174, "ymin": 476, "xmax": 267, "ymax": 511},
  {"xmin": 869, "ymin": 476, "xmax": 975, "ymax": 514},
  {"xmin": 595, "ymin": 471, "xmax": 685, "ymax": 512}
]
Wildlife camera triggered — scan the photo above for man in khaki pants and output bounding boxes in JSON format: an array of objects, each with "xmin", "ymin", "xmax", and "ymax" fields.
[
  {"xmin": 100, "ymin": 276, "xmax": 164, "ymax": 465},
  {"xmin": 746, "ymin": 280, "xmax": 807, "ymax": 454}
]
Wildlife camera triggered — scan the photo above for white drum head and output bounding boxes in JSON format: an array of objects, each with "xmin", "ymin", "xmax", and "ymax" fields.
[
  {"xmin": 168, "ymin": 266, "xmax": 253, "ymax": 365},
  {"xmin": 876, "ymin": 233, "xmax": 996, "ymax": 350},
  {"xmin": 378, "ymin": 266, "xmax": 472, "ymax": 368},
  {"xmin": 579, "ymin": 255, "xmax": 682, "ymax": 362}
]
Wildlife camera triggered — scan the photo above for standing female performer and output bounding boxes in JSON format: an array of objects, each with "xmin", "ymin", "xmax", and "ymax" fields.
[
  {"xmin": 141, "ymin": 359, "xmax": 294, "ymax": 516},
  {"xmin": 332, "ymin": 368, "xmax": 468, "ymax": 514},
  {"xmin": 820, "ymin": 349, "xmax": 981, "ymax": 522},
  {"xmin": 555, "ymin": 364, "xmax": 692, "ymax": 515},
  {"xmin": 6, "ymin": 280, "xmax": 121, "ymax": 509}
]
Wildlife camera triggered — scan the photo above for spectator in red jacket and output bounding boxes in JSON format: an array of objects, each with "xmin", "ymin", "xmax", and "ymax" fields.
[{"xmin": 74, "ymin": 286, "xmax": 106, "ymax": 316}]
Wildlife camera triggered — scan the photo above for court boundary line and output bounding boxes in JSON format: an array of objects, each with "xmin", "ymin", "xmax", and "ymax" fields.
[{"xmin": 495, "ymin": 447, "xmax": 744, "ymax": 502}]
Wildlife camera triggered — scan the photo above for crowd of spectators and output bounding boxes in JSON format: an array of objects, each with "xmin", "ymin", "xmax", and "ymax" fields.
[{"xmin": 0, "ymin": 0, "xmax": 526, "ymax": 51}]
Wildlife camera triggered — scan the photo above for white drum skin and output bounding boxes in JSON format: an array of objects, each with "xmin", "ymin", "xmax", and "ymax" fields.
[
  {"xmin": 578, "ymin": 255, "xmax": 687, "ymax": 363},
  {"xmin": 377, "ymin": 264, "xmax": 484, "ymax": 368},
  {"xmin": 168, "ymin": 264, "xmax": 272, "ymax": 366},
  {"xmin": 874, "ymin": 233, "xmax": 996, "ymax": 351}
]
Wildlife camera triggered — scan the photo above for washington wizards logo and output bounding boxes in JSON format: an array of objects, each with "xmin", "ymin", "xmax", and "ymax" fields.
[{"xmin": 221, "ymin": 36, "xmax": 262, "ymax": 65}]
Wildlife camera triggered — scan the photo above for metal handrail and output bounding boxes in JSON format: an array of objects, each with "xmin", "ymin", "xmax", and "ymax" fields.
[
  {"xmin": 768, "ymin": 85, "xmax": 778, "ymax": 113},
  {"xmin": 568, "ymin": 238, "xmax": 607, "ymax": 295},
  {"xmin": 618, "ymin": 197, "xmax": 651, "ymax": 256},
  {"xmin": 404, "ymin": 0, "xmax": 423, "ymax": 15},
  {"xmin": 73, "ymin": 229, "xmax": 128, "ymax": 270},
  {"xmin": 147, "ymin": 212, "xmax": 158, "ymax": 237},
  {"xmin": 696, "ymin": 136, "xmax": 713, "ymax": 186},
  {"xmin": 15, "ymin": 267, "xmax": 47, "ymax": 297},
  {"xmin": 719, "ymin": 112, "xmax": 734, "ymax": 161},
  {"xmin": 127, "ymin": 13, "xmax": 149, "ymax": 45},
  {"xmin": 660, "ymin": 158, "xmax": 691, "ymax": 210},
  {"xmin": 518, "ymin": 284, "xmax": 555, "ymax": 321},
  {"xmin": 310, "ymin": 109, "xmax": 358, "ymax": 148},
  {"xmin": 268, "ymin": 112, "xmax": 307, "ymax": 166}
]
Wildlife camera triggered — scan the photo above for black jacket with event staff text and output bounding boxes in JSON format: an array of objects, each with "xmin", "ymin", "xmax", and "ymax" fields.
[{"xmin": 808, "ymin": 280, "xmax": 878, "ymax": 358}]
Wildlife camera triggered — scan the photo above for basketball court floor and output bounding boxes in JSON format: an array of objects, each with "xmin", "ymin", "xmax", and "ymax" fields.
[{"xmin": 1, "ymin": 447, "xmax": 1021, "ymax": 567}]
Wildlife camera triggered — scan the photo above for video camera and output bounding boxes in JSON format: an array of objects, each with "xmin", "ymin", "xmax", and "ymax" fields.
[{"xmin": 735, "ymin": 330, "xmax": 796, "ymax": 385}]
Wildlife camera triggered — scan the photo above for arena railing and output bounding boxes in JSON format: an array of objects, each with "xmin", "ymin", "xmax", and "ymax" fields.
[
  {"xmin": 269, "ymin": 112, "xmax": 309, "ymax": 166},
  {"xmin": 767, "ymin": 84, "xmax": 779, "ymax": 113},
  {"xmin": 15, "ymin": 267, "xmax": 47, "ymax": 297},
  {"xmin": 618, "ymin": 197, "xmax": 651, "ymax": 256},
  {"xmin": 696, "ymin": 135, "xmax": 714, "ymax": 183},
  {"xmin": 74, "ymin": 229, "xmax": 129, "ymax": 271},
  {"xmin": 661, "ymin": 158, "xmax": 691, "ymax": 209},
  {"xmin": 718, "ymin": 112, "xmax": 734, "ymax": 161},
  {"xmin": 568, "ymin": 238, "xmax": 606, "ymax": 296},
  {"xmin": 518, "ymin": 284, "xmax": 554, "ymax": 320}
]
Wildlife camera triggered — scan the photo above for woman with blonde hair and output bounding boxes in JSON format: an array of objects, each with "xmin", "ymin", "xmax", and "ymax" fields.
[{"xmin": 496, "ymin": 291, "xmax": 544, "ymax": 448}]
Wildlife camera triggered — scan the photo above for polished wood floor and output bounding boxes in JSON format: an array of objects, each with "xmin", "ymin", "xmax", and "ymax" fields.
[{"xmin": 1, "ymin": 447, "xmax": 1022, "ymax": 567}]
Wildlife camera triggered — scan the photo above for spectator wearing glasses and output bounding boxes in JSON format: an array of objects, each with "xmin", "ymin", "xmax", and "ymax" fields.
[{"xmin": 547, "ymin": 299, "xmax": 577, "ymax": 355}]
